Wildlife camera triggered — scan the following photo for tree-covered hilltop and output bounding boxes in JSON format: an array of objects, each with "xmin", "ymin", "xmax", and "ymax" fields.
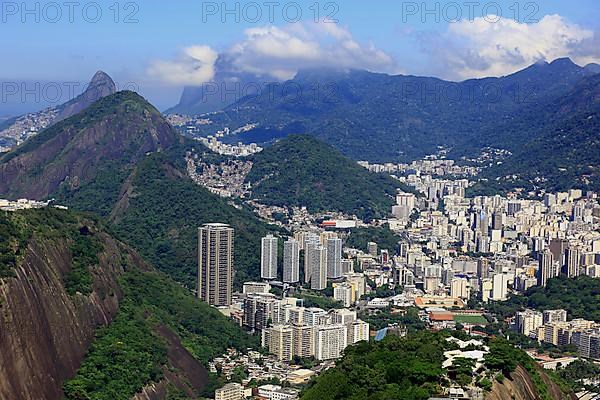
[
  {"xmin": 246, "ymin": 135, "xmax": 409, "ymax": 221},
  {"xmin": 486, "ymin": 276, "xmax": 600, "ymax": 322},
  {"xmin": 300, "ymin": 331, "xmax": 573, "ymax": 400},
  {"xmin": 301, "ymin": 331, "xmax": 447, "ymax": 400},
  {"xmin": 344, "ymin": 224, "xmax": 404, "ymax": 254}
]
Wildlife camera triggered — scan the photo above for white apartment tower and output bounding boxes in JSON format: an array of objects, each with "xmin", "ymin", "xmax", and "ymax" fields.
[
  {"xmin": 304, "ymin": 235, "xmax": 320, "ymax": 284},
  {"xmin": 538, "ymin": 250, "xmax": 557, "ymax": 287},
  {"xmin": 261, "ymin": 234, "xmax": 278, "ymax": 280},
  {"xmin": 326, "ymin": 238, "xmax": 343, "ymax": 279},
  {"xmin": 283, "ymin": 238, "xmax": 300, "ymax": 283},
  {"xmin": 314, "ymin": 324, "xmax": 348, "ymax": 361},
  {"xmin": 311, "ymin": 246, "xmax": 328, "ymax": 290}
]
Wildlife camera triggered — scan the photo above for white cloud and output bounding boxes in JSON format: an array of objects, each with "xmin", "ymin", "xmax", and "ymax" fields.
[
  {"xmin": 420, "ymin": 14, "xmax": 599, "ymax": 80},
  {"xmin": 149, "ymin": 21, "xmax": 397, "ymax": 85},
  {"xmin": 148, "ymin": 45, "xmax": 218, "ymax": 86}
]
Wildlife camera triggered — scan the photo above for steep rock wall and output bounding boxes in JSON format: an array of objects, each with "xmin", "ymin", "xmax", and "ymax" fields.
[{"xmin": 0, "ymin": 234, "xmax": 143, "ymax": 400}]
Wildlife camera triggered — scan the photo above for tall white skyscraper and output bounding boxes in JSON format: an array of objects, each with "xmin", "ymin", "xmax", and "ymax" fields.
[
  {"xmin": 538, "ymin": 250, "xmax": 557, "ymax": 287},
  {"xmin": 261, "ymin": 234, "xmax": 278, "ymax": 280},
  {"xmin": 565, "ymin": 247, "xmax": 581, "ymax": 278},
  {"xmin": 198, "ymin": 223, "xmax": 234, "ymax": 306},
  {"xmin": 304, "ymin": 235, "xmax": 320, "ymax": 284},
  {"xmin": 311, "ymin": 246, "xmax": 327, "ymax": 290},
  {"xmin": 283, "ymin": 238, "xmax": 300, "ymax": 283},
  {"xmin": 326, "ymin": 238, "xmax": 342, "ymax": 279}
]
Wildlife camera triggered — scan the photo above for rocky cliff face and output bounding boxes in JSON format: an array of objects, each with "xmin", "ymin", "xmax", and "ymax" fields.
[
  {"xmin": 0, "ymin": 231, "xmax": 140, "ymax": 400},
  {"xmin": 486, "ymin": 365, "xmax": 576, "ymax": 400},
  {"xmin": 0, "ymin": 210, "xmax": 212, "ymax": 400}
]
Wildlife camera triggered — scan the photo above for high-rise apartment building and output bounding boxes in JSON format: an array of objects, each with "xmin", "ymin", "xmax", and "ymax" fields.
[
  {"xmin": 326, "ymin": 238, "xmax": 342, "ymax": 279},
  {"xmin": 538, "ymin": 250, "xmax": 557, "ymax": 287},
  {"xmin": 347, "ymin": 320, "xmax": 370, "ymax": 344},
  {"xmin": 304, "ymin": 235, "xmax": 320, "ymax": 284},
  {"xmin": 565, "ymin": 247, "xmax": 581, "ymax": 278},
  {"xmin": 293, "ymin": 324, "xmax": 315, "ymax": 358},
  {"xmin": 198, "ymin": 223, "xmax": 234, "ymax": 306},
  {"xmin": 261, "ymin": 234, "xmax": 278, "ymax": 280},
  {"xmin": 283, "ymin": 238, "xmax": 300, "ymax": 283},
  {"xmin": 268, "ymin": 325, "xmax": 294, "ymax": 361},
  {"xmin": 314, "ymin": 324, "xmax": 348, "ymax": 361},
  {"xmin": 311, "ymin": 246, "xmax": 328, "ymax": 290},
  {"xmin": 515, "ymin": 310, "xmax": 543, "ymax": 337}
]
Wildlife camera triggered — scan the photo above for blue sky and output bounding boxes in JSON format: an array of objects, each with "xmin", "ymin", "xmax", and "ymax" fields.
[{"xmin": 2, "ymin": 0, "xmax": 600, "ymax": 115}]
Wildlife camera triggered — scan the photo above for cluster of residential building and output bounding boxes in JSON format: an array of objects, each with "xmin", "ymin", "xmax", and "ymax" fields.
[
  {"xmin": 209, "ymin": 349, "xmax": 314, "ymax": 400},
  {"xmin": 254, "ymin": 303, "xmax": 369, "ymax": 362},
  {"xmin": 515, "ymin": 309, "xmax": 600, "ymax": 360},
  {"xmin": 381, "ymin": 186, "xmax": 600, "ymax": 305},
  {"xmin": 358, "ymin": 157, "xmax": 479, "ymax": 177},
  {"xmin": 186, "ymin": 152, "xmax": 252, "ymax": 198},
  {"xmin": 0, "ymin": 198, "xmax": 58, "ymax": 211},
  {"xmin": 0, "ymin": 107, "xmax": 59, "ymax": 149},
  {"xmin": 199, "ymin": 136, "xmax": 263, "ymax": 157}
]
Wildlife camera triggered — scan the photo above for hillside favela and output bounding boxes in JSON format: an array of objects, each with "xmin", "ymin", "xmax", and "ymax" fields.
[{"xmin": 1, "ymin": 1, "xmax": 600, "ymax": 400}]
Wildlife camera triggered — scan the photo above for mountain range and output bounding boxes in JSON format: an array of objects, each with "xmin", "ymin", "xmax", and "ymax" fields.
[
  {"xmin": 172, "ymin": 58, "xmax": 600, "ymax": 193},
  {"xmin": 194, "ymin": 59, "xmax": 597, "ymax": 159}
]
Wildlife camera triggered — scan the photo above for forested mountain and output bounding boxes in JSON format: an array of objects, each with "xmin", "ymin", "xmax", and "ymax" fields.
[
  {"xmin": 189, "ymin": 58, "xmax": 597, "ymax": 163},
  {"xmin": 475, "ymin": 74, "xmax": 600, "ymax": 192},
  {"xmin": 246, "ymin": 135, "xmax": 409, "ymax": 220},
  {"xmin": 0, "ymin": 91, "xmax": 281, "ymax": 287}
]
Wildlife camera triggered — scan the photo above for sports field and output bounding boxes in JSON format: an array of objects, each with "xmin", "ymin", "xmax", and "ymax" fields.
[{"xmin": 453, "ymin": 315, "xmax": 488, "ymax": 325}]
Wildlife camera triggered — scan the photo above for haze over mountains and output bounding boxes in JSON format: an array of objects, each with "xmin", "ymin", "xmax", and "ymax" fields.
[
  {"xmin": 184, "ymin": 58, "xmax": 599, "ymax": 161},
  {"xmin": 0, "ymin": 71, "xmax": 116, "ymax": 149}
]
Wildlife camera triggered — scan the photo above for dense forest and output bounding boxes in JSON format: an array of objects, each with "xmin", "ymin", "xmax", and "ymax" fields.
[
  {"xmin": 246, "ymin": 135, "xmax": 408, "ymax": 221},
  {"xmin": 344, "ymin": 224, "xmax": 404, "ymax": 254}
]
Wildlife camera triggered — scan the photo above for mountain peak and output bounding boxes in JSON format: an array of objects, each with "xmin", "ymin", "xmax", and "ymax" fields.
[
  {"xmin": 91, "ymin": 70, "xmax": 111, "ymax": 80},
  {"xmin": 549, "ymin": 57, "xmax": 578, "ymax": 68},
  {"xmin": 55, "ymin": 70, "xmax": 117, "ymax": 121},
  {"xmin": 86, "ymin": 70, "xmax": 117, "ymax": 98}
]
